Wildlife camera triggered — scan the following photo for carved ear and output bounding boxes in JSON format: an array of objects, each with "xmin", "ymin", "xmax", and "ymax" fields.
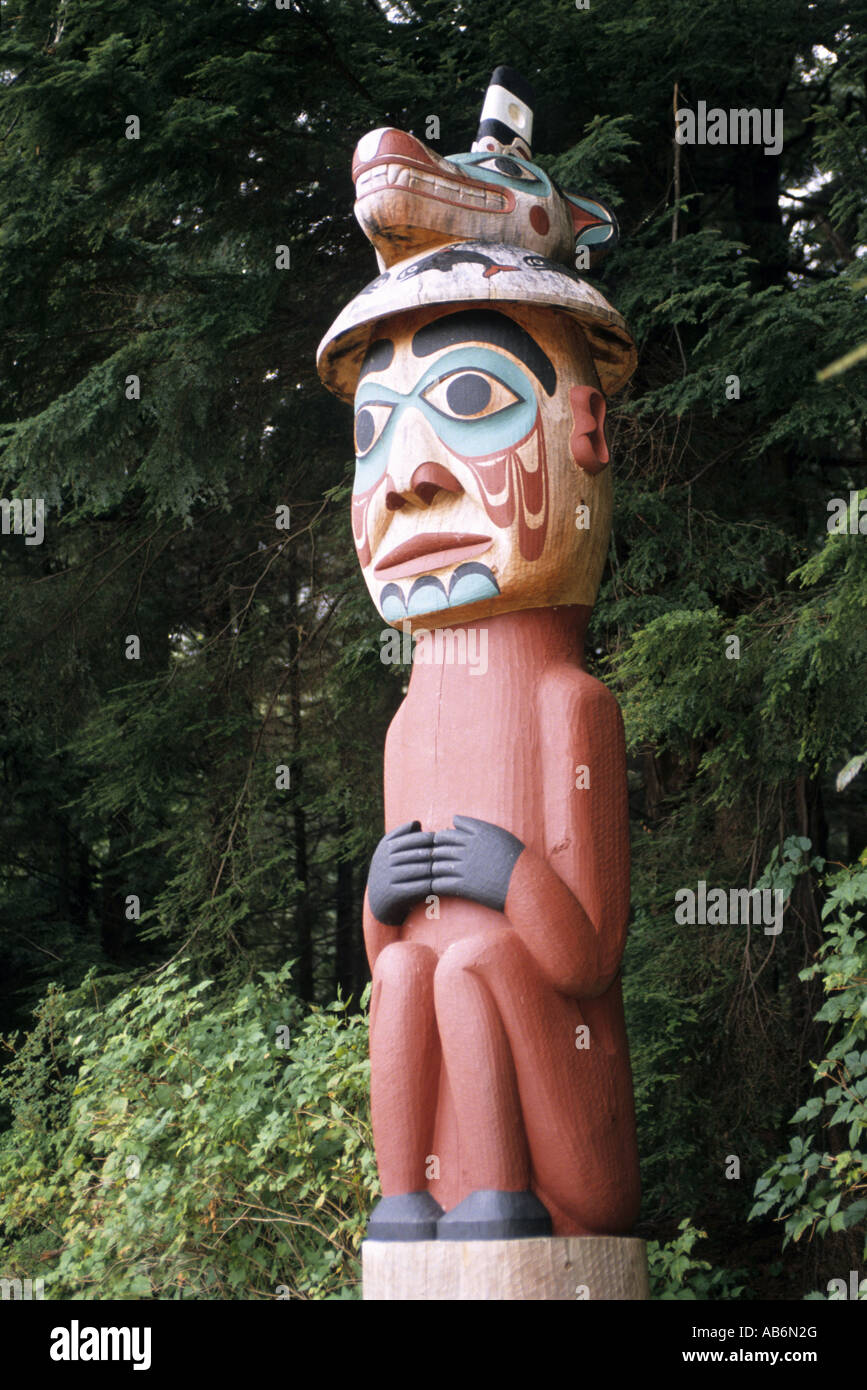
[
  {"xmin": 569, "ymin": 385, "xmax": 609, "ymax": 473},
  {"xmin": 565, "ymin": 193, "xmax": 619, "ymax": 268}
]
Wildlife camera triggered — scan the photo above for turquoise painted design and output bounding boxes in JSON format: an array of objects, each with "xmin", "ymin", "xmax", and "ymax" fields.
[
  {"xmin": 378, "ymin": 563, "xmax": 500, "ymax": 620},
  {"xmin": 381, "ymin": 588, "xmax": 408, "ymax": 623},
  {"xmin": 447, "ymin": 151, "xmax": 552, "ymax": 198},
  {"xmin": 447, "ymin": 565, "xmax": 499, "ymax": 609},
  {"xmin": 566, "ymin": 193, "xmax": 615, "ymax": 246},
  {"xmin": 354, "ymin": 347, "xmax": 536, "ymax": 494},
  {"xmin": 407, "ymin": 578, "xmax": 450, "ymax": 616}
]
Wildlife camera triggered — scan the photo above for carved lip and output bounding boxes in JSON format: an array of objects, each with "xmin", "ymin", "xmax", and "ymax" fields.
[
  {"xmin": 354, "ymin": 159, "xmax": 512, "ymax": 214},
  {"xmin": 374, "ymin": 532, "xmax": 492, "ymax": 580}
]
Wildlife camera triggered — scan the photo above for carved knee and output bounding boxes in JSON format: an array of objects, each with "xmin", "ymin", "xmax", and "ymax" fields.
[
  {"xmin": 374, "ymin": 940, "xmax": 437, "ymax": 993},
  {"xmin": 434, "ymin": 930, "xmax": 523, "ymax": 990}
]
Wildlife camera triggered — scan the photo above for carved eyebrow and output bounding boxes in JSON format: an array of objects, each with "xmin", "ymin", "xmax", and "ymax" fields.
[
  {"xmin": 359, "ymin": 337, "xmax": 395, "ymax": 381},
  {"xmin": 411, "ymin": 310, "xmax": 556, "ymax": 396}
]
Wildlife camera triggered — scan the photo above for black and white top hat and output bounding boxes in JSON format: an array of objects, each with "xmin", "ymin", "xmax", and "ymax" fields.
[{"xmin": 472, "ymin": 66, "xmax": 535, "ymax": 160}]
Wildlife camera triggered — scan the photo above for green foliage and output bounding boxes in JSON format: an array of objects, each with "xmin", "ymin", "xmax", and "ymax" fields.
[
  {"xmin": 541, "ymin": 113, "xmax": 639, "ymax": 208},
  {"xmin": 749, "ymin": 854, "xmax": 867, "ymax": 1282},
  {"xmin": 0, "ymin": 963, "xmax": 376, "ymax": 1299},
  {"xmin": 648, "ymin": 1218, "xmax": 750, "ymax": 1300}
]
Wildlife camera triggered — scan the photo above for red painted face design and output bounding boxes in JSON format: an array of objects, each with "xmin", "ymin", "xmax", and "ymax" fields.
[
  {"xmin": 452, "ymin": 413, "xmax": 548, "ymax": 562},
  {"xmin": 348, "ymin": 306, "xmax": 615, "ymax": 625},
  {"xmin": 351, "ymin": 417, "xmax": 548, "ymax": 569},
  {"xmin": 352, "ymin": 482, "xmax": 378, "ymax": 569}
]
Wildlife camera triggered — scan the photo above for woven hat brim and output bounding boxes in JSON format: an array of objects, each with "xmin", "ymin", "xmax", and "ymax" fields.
[{"xmin": 316, "ymin": 241, "xmax": 637, "ymax": 401}]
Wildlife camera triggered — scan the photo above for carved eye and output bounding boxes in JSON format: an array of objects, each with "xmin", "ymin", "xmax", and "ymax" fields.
[
  {"xmin": 421, "ymin": 370, "xmax": 520, "ymax": 421},
  {"xmin": 476, "ymin": 156, "xmax": 537, "ymax": 180},
  {"xmin": 354, "ymin": 401, "xmax": 394, "ymax": 456}
]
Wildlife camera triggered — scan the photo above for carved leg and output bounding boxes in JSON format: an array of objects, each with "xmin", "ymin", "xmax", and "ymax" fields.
[
  {"xmin": 432, "ymin": 932, "xmax": 551, "ymax": 1238},
  {"xmin": 433, "ymin": 933, "xmax": 530, "ymax": 1190},
  {"xmin": 433, "ymin": 928, "xmax": 640, "ymax": 1236},
  {"xmin": 367, "ymin": 941, "xmax": 443, "ymax": 1239}
]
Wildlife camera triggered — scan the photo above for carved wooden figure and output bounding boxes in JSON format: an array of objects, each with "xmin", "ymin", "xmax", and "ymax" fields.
[{"xmin": 317, "ymin": 68, "xmax": 640, "ymax": 1243}]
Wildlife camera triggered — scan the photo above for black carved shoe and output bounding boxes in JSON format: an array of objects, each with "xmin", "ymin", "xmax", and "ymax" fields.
[
  {"xmin": 366, "ymin": 1191, "xmax": 444, "ymax": 1241},
  {"xmin": 437, "ymin": 1189, "xmax": 552, "ymax": 1240}
]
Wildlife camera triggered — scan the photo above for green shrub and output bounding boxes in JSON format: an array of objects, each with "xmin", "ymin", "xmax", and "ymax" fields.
[
  {"xmin": 0, "ymin": 961, "xmax": 376, "ymax": 1299},
  {"xmin": 647, "ymin": 1217, "xmax": 750, "ymax": 1299},
  {"xmin": 749, "ymin": 852, "xmax": 867, "ymax": 1296}
]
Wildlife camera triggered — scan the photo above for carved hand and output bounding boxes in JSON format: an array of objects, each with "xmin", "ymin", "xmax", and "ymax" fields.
[
  {"xmin": 367, "ymin": 820, "xmax": 435, "ymax": 926},
  {"xmin": 432, "ymin": 815, "xmax": 525, "ymax": 912}
]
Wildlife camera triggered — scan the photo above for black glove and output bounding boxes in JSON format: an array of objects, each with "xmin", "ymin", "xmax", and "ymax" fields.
[
  {"xmin": 431, "ymin": 815, "xmax": 524, "ymax": 912},
  {"xmin": 367, "ymin": 820, "xmax": 435, "ymax": 926}
]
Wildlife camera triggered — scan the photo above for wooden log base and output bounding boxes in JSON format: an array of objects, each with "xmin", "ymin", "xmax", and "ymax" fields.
[{"xmin": 362, "ymin": 1235, "xmax": 649, "ymax": 1301}]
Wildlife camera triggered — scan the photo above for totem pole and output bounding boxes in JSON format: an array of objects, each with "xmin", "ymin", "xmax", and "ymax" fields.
[{"xmin": 317, "ymin": 69, "xmax": 644, "ymax": 1292}]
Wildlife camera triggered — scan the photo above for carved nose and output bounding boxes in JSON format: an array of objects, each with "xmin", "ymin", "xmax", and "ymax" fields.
[
  {"xmin": 386, "ymin": 463, "xmax": 463, "ymax": 511},
  {"xmin": 352, "ymin": 126, "xmax": 442, "ymax": 179}
]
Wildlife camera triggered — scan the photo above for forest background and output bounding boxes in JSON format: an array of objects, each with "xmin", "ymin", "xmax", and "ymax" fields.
[{"xmin": 0, "ymin": 0, "xmax": 865, "ymax": 1301}]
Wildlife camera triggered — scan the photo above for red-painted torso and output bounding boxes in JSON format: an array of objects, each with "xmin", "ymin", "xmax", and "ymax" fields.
[
  {"xmin": 367, "ymin": 605, "xmax": 641, "ymax": 1232},
  {"xmin": 388, "ymin": 608, "xmax": 585, "ymax": 954}
]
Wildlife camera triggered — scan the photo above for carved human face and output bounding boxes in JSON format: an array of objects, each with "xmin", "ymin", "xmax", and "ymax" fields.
[{"xmin": 351, "ymin": 303, "xmax": 612, "ymax": 628}]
